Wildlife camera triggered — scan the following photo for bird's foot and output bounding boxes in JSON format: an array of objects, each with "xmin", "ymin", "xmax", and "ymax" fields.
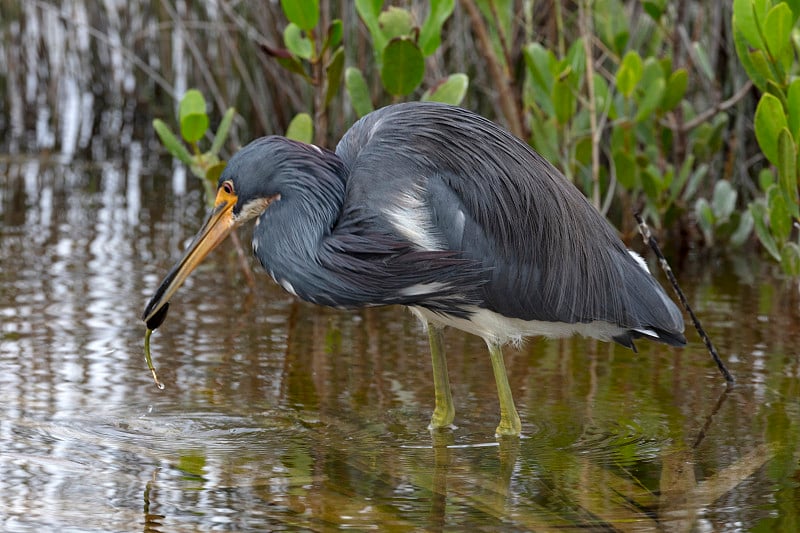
[
  {"xmin": 494, "ymin": 413, "xmax": 522, "ymax": 438},
  {"xmin": 428, "ymin": 406, "xmax": 456, "ymax": 431}
]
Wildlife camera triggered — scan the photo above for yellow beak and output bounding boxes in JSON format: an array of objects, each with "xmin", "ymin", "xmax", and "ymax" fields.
[{"xmin": 142, "ymin": 186, "xmax": 238, "ymax": 328}]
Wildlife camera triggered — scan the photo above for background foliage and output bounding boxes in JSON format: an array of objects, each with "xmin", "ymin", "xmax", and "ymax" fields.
[{"xmin": 1, "ymin": 0, "xmax": 799, "ymax": 272}]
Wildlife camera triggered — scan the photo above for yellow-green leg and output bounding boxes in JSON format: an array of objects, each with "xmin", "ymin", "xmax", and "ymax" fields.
[
  {"xmin": 427, "ymin": 323, "xmax": 455, "ymax": 430},
  {"xmin": 487, "ymin": 341, "xmax": 522, "ymax": 437}
]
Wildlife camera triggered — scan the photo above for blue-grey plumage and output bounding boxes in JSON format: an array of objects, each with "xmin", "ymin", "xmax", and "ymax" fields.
[{"xmin": 143, "ymin": 101, "xmax": 685, "ymax": 436}]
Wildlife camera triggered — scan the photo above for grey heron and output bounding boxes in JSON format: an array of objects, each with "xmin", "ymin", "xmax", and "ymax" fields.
[{"xmin": 143, "ymin": 102, "xmax": 685, "ymax": 437}]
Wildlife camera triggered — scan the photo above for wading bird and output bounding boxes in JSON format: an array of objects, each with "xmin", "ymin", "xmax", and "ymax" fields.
[{"xmin": 143, "ymin": 102, "xmax": 685, "ymax": 437}]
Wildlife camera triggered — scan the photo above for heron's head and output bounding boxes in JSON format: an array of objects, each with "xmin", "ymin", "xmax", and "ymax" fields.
[{"xmin": 141, "ymin": 138, "xmax": 289, "ymax": 329}]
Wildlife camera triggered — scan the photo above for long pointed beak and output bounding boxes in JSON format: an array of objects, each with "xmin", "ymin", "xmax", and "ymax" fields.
[{"xmin": 142, "ymin": 188, "xmax": 238, "ymax": 328}]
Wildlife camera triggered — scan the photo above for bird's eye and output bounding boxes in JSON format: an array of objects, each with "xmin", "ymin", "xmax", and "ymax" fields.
[{"xmin": 222, "ymin": 180, "xmax": 234, "ymax": 195}]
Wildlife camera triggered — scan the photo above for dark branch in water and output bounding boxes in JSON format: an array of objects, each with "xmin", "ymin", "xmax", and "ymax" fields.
[{"xmin": 633, "ymin": 212, "xmax": 735, "ymax": 385}]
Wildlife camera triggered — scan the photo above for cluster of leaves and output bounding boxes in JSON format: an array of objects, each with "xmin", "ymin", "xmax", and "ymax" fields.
[
  {"xmin": 149, "ymin": 2, "xmax": 800, "ymax": 277},
  {"xmin": 265, "ymin": 0, "xmax": 468, "ymax": 145},
  {"xmin": 523, "ymin": 0, "xmax": 731, "ymax": 233},
  {"xmin": 346, "ymin": 0, "xmax": 468, "ymax": 116},
  {"xmin": 733, "ymin": 0, "xmax": 800, "ymax": 276},
  {"xmin": 152, "ymin": 89, "xmax": 235, "ymax": 204},
  {"xmin": 261, "ymin": 0, "xmax": 346, "ymax": 144}
]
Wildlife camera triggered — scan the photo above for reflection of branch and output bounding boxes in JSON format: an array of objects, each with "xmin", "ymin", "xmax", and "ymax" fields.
[
  {"xmin": 659, "ymin": 444, "xmax": 774, "ymax": 533},
  {"xmin": 143, "ymin": 468, "xmax": 166, "ymax": 533},
  {"xmin": 693, "ymin": 444, "xmax": 774, "ymax": 502},
  {"xmin": 692, "ymin": 384, "xmax": 732, "ymax": 449}
]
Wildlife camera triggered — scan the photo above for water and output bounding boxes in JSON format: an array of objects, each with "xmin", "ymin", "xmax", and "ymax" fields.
[
  {"xmin": 2, "ymin": 2, "xmax": 799, "ymax": 530},
  {"xmin": 1, "ymin": 157, "xmax": 799, "ymax": 532}
]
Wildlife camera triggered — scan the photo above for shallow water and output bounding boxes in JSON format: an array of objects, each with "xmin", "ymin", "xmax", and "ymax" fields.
[
  {"xmin": 1, "ymin": 158, "xmax": 799, "ymax": 532},
  {"xmin": 2, "ymin": 2, "xmax": 799, "ymax": 528}
]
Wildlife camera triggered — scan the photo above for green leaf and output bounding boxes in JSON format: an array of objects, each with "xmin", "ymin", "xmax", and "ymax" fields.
[
  {"xmin": 325, "ymin": 19, "xmax": 344, "ymax": 51},
  {"xmin": 692, "ymin": 41, "xmax": 714, "ymax": 80},
  {"xmin": 285, "ymin": 113, "xmax": 314, "ymax": 144},
  {"xmin": 179, "ymin": 89, "xmax": 206, "ymax": 121},
  {"xmin": 768, "ymin": 184, "xmax": 793, "ymax": 244},
  {"xmin": 523, "ymin": 43, "xmax": 556, "ymax": 116},
  {"xmin": 763, "ymin": 2, "xmax": 793, "ymax": 59},
  {"xmin": 641, "ymin": 165, "xmax": 665, "ymax": 199},
  {"xmin": 205, "ymin": 161, "xmax": 227, "ymax": 184},
  {"xmin": 421, "ymin": 73, "xmax": 468, "ymax": 105},
  {"xmin": 754, "ymin": 93, "xmax": 789, "ymax": 166},
  {"xmin": 276, "ymin": 55, "xmax": 311, "ymax": 80},
  {"xmin": 153, "ymin": 119, "xmax": 193, "ymax": 165},
  {"xmin": 355, "ymin": 0, "xmax": 388, "ymax": 56},
  {"xmin": 380, "ymin": 38, "xmax": 425, "ymax": 96},
  {"xmin": 593, "ymin": 0, "xmax": 629, "ymax": 55},
  {"xmin": 750, "ymin": 200, "xmax": 782, "ymax": 260},
  {"xmin": 419, "ymin": 0, "xmax": 455, "ymax": 56},
  {"xmin": 552, "ymin": 77, "xmax": 576, "ymax": 125},
  {"xmin": 280, "ymin": 0, "xmax": 319, "ymax": 31},
  {"xmin": 780, "ymin": 242, "xmax": 800, "ymax": 276},
  {"xmin": 765, "ymin": 80, "xmax": 789, "ymax": 108},
  {"xmin": 711, "ymin": 180, "xmax": 737, "ymax": 221},
  {"xmin": 734, "ymin": 26, "xmax": 769, "ymax": 91},
  {"xmin": 593, "ymin": 75, "xmax": 613, "ymax": 118},
  {"xmin": 733, "ymin": 0, "xmax": 765, "ymax": 50},
  {"xmin": 642, "ymin": 0, "xmax": 666, "ymax": 20},
  {"xmin": 613, "ymin": 150, "xmax": 637, "ymax": 189},
  {"xmin": 178, "ymin": 90, "xmax": 208, "ymax": 143},
  {"xmin": 529, "ymin": 117, "xmax": 560, "ymax": 164},
  {"xmin": 731, "ymin": 209, "xmax": 754, "ymax": 247},
  {"xmin": 325, "ymin": 47, "xmax": 345, "ymax": 107},
  {"xmin": 669, "ymin": 154, "xmax": 694, "ymax": 201},
  {"xmin": 777, "ymin": 128, "xmax": 800, "ymax": 217},
  {"xmin": 787, "ymin": 0, "xmax": 800, "ymax": 20},
  {"xmin": 284, "ymin": 23, "xmax": 313, "ymax": 60},
  {"xmin": 180, "ymin": 114, "xmax": 209, "ymax": 144},
  {"xmin": 565, "ymin": 38, "xmax": 586, "ymax": 87},
  {"xmin": 345, "ymin": 67, "xmax": 374, "ymax": 117},
  {"xmin": 616, "ymin": 51, "xmax": 643, "ymax": 98},
  {"xmin": 661, "ymin": 69, "xmax": 688, "ymax": 112},
  {"xmin": 695, "ymin": 198, "xmax": 715, "ymax": 244},
  {"xmin": 210, "ymin": 107, "xmax": 236, "ymax": 156},
  {"xmin": 635, "ymin": 59, "xmax": 665, "ymax": 122},
  {"xmin": 683, "ymin": 163, "xmax": 708, "ymax": 202},
  {"xmin": 759, "ymin": 168, "xmax": 777, "ymax": 192},
  {"xmin": 378, "ymin": 6, "xmax": 414, "ymax": 40},
  {"xmin": 787, "ymin": 78, "xmax": 800, "ymax": 142}
]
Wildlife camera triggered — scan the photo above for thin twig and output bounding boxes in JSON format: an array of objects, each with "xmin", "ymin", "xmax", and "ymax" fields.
[
  {"xmin": 488, "ymin": 0, "xmax": 514, "ymax": 77},
  {"xmin": 671, "ymin": 81, "xmax": 753, "ymax": 132},
  {"xmin": 633, "ymin": 212, "xmax": 735, "ymax": 385},
  {"xmin": 692, "ymin": 385, "xmax": 732, "ymax": 449},
  {"xmin": 31, "ymin": 0, "xmax": 175, "ymax": 99},
  {"xmin": 158, "ymin": 0, "xmax": 227, "ymax": 116},
  {"xmin": 579, "ymin": 0, "xmax": 600, "ymax": 210}
]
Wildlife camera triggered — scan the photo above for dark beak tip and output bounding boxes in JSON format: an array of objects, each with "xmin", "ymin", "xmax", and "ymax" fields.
[{"xmin": 144, "ymin": 301, "xmax": 170, "ymax": 330}]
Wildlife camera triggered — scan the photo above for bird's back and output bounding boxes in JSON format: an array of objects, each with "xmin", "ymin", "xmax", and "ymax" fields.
[{"xmin": 335, "ymin": 102, "xmax": 685, "ymax": 348}]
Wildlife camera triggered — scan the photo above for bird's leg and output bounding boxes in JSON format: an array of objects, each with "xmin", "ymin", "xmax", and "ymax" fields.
[
  {"xmin": 487, "ymin": 342, "xmax": 522, "ymax": 437},
  {"xmin": 427, "ymin": 323, "xmax": 455, "ymax": 430}
]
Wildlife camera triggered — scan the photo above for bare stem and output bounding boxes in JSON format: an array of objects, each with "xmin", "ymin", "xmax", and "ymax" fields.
[
  {"xmin": 461, "ymin": 0, "xmax": 526, "ymax": 139},
  {"xmin": 580, "ymin": 0, "xmax": 600, "ymax": 210},
  {"xmin": 634, "ymin": 212, "xmax": 735, "ymax": 385}
]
